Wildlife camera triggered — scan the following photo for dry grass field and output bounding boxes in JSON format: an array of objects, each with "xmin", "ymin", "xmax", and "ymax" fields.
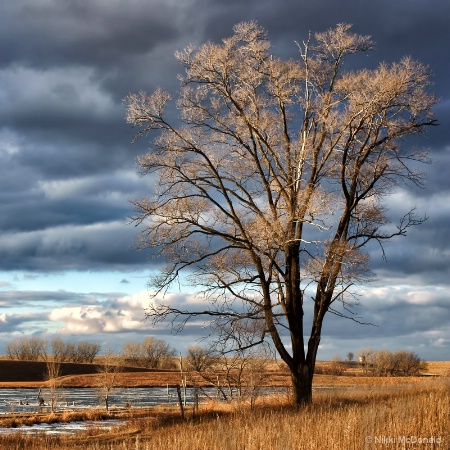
[
  {"xmin": 0, "ymin": 380, "xmax": 448, "ymax": 450},
  {"xmin": 424, "ymin": 361, "xmax": 450, "ymax": 376},
  {"xmin": 0, "ymin": 359, "xmax": 448, "ymax": 449}
]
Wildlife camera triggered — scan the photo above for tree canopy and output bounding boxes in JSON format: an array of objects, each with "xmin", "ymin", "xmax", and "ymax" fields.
[{"xmin": 125, "ymin": 22, "xmax": 436, "ymax": 404}]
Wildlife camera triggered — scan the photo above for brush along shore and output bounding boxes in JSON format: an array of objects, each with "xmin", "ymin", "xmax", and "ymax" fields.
[{"xmin": 0, "ymin": 380, "xmax": 448, "ymax": 450}]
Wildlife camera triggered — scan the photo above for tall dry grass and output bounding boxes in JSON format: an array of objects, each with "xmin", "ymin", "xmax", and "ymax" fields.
[{"xmin": 0, "ymin": 381, "xmax": 448, "ymax": 450}]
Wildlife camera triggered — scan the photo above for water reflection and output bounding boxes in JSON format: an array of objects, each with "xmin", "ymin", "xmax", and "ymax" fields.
[
  {"xmin": 0, "ymin": 386, "xmax": 205, "ymax": 414},
  {"xmin": 0, "ymin": 386, "xmax": 207, "ymax": 435}
]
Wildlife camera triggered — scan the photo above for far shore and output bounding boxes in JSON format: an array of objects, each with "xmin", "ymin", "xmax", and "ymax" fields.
[{"xmin": 0, "ymin": 359, "xmax": 447, "ymax": 389}]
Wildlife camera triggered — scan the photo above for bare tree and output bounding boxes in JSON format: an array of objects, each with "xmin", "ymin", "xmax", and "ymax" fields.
[
  {"xmin": 5, "ymin": 340, "xmax": 20, "ymax": 360},
  {"xmin": 396, "ymin": 350, "xmax": 426, "ymax": 376},
  {"xmin": 359, "ymin": 348, "xmax": 373, "ymax": 374},
  {"xmin": 186, "ymin": 342, "xmax": 270, "ymax": 405},
  {"xmin": 122, "ymin": 340, "xmax": 143, "ymax": 366},
  {"xmin": 96, "ymin": 352, "xmax": 122, "ymax": 411},
  {"xmin": 51, "ymin": 337, "xmax": 75, "ymax": 363},
  {"xmin": 367, "ymin": 349, "xmax": 425, "ymax": 376},
  {"xmin": 141, "ymin": 336, "xmax": 176, "ymax": 368},
  {"xmin": 122, "ymin": 337, "xmax": 176, "ymax": 369},
  {"xmin": 51, "ymin": 338, "xmax": 100, "ymax": 363},
  {"xmin": 45, "ymin": 360, "xmax": 62, "ymax": 412},
  {"xmin": 186, "ymin": 345, "xmax": 215, "ymax": 373},
  {"xmin": 6, "ymin": 337, "xmax": 47, "ymax": 361},
  {"xmin": 125, "ymin": 22, "xmax": 437, "ymax": 405},
  {"xmin": 76, "ymin": 342, "xmax": 101, "ymax": 363}
]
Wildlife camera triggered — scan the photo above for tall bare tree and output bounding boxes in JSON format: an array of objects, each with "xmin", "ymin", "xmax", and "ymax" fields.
[
  {"xmin": 125, "ymin": 22, "xmax": 437, "ymax": 405},
  {"xmin": 96, "ymin": 351, "xmax": 122, "ymax": 411},
  {"xmin": 45, "ymin": 360, "xmax": 62, "ymax": 413}
]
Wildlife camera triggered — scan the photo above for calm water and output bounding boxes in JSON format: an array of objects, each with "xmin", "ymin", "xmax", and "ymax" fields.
[
  {"xmin": 0, "ymin": 385, "xmax": 344, "ymax": 434},
  {"xmin": 0, "ymin": 386, "xmax": 204, "ymax": 414},
  {"xmin": 0, "ymin": 386, "xmax": 208, "ymax": 434}
]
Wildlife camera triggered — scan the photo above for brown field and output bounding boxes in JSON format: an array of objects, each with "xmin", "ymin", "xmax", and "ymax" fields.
[
  {"xmin": 424, "ymin": 361, "xmax": 450, "ymax": 376},
  {"xmin": 0, "ymin": 359, "xmax": 448, "ymax": 388},
  {"xmin": 0, "ymin": 359, "xmax": 448, "ymax": 449},
  {"xmin": 0, "ymin": 380, "xmax": 448, "ymax": 450},
  {"xmin": 0, "ymin": 359, "xmax": 176, "ymax": 388}
]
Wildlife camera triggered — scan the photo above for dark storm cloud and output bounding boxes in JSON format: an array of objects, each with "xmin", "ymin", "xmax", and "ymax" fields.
[
  {"xmin": 324, "ymin": 289, "xmax": 450, "ymax": 339},
  {"xmin": 0, "ymin": 0, "xmax": 448, "ymax": 276},
  {"xmin": 0, "ymin": 1, "xmax": 181, "ymax": 70},
  {"xmin": 306, "ymin": 284, "xmax": 450, "ymax": 360},
  {"xmin": 0, "ymin": 222, "xmax": 157, "ymax": 272},
  {"xmin": 0, "ymin": 289, "xmax": 106, "ymax": 308},
  {"xmin": 0, "ymin": 0, "xmax": 448, "ymax": 358}
]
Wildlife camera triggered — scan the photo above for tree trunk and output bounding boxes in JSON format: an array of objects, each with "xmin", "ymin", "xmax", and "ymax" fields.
[
  {"xmin": 290, "ymin": 326, "xmax": 321, "ymax": 406},
  {"xmin": 291, "ymin": 364, "xmax": 314, "ymax": 405}
]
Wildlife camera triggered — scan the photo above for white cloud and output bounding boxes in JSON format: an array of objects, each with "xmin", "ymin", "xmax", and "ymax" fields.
[
  {"xmin": 49, "ymin": 290, "xmax": 148, "ymax": 334},
  {"xmin": 46, "ymin": 287, "xmax": 214, "ymax": 337}
]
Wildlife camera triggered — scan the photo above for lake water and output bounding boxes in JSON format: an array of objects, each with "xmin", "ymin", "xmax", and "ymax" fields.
[
  {"xmin": 0, "ymin": 385, "xmax": 330, "ymax": 434},
  {"xmin": 0, "ymin": 385, "xmax": 208, "ymax": 435},
  {"xmin": 0, "ymin": 386, "xmax": 204, "ymax": 415}
]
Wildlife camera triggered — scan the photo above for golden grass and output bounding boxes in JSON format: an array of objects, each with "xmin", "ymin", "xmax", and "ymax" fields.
[
  {"xmin": 425, "ymin": 361, "xmax": 450, "ymax": 376},
  {"xmin": 0, "ymin": 409, "xmax": 116, "ymax": 429},
  {"xmin": 0, "ymin": 379, "xmax": 448, "ymax": 450}
]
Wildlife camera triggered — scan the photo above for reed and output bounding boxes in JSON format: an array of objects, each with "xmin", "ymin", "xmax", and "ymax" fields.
[{"xmin": 0, "ymin": 381, "xmax": 448, "ymax": 450}]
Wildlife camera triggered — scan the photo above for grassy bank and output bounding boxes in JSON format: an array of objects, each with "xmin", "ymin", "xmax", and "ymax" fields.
[{"xmin": 0, "ymin": 380, "xmax": 448, "ymax": 450}]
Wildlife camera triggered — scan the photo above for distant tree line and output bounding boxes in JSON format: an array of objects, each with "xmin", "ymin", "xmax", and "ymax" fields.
[
  {"xmin": 4, "ymin": 336, "xmax": 177, "ymax": 369},
  {"xmin": 5, "ymin": 337, "xmax": 100, "ymax": 363},
  {"xmin": 51, "ymin": 337, "xmax": 100, "ymax": 363},
  {"xmin": 5, "ymin": 337, "xmax": 47, "ymax": 361},
  {"xmin": 359, "ymin": 349, "xmax": 425, "ymax": 376},
  {"xmin": 3, "ymin": 337, "xmax": 426, "ymax": 379}
]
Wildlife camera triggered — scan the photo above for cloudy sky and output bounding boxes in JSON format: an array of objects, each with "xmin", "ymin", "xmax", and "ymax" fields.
[{"xmin": 0, "ymin": 0, "xmax": 449, "ymax": 361}]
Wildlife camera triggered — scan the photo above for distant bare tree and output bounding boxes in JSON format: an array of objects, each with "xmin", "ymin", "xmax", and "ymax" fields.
[
  {"xmin": 186, "ymin": 345, "xmax": 215, "ymax": 373},
  {"xmin": 396, "ymin": 350, "xmax": 426, "ymax": 375},
  {"xmin": 122, "ymin": 337, "xmax": 176, "ymax": 369},
  {"xmin": 76, "ymin": 342, "xmax": 101, "ymax": 363},
  {"xmin": 141, "ymin": 336, "xmax": 176, "ymax": 368},
  {"xmin": 122, "ymin": 340, "xmax": 142, "ymax": 366},
  {"xmin": 6, "ymin": 337, "xmax": 47, "ymax": 361},
  {"xmin": 330, "ymin": 355, "xmax": 346, "ymax": 375},
  {"xmin": 51, "ymin": 337, "xmax": 75, "ymax": 362},
  {"xmin": 126, "ymin": 22, "xmax": 437, "ymax": 405},
  {"xmin": 359, "ymin": 348, "xmax": 373, "ymax": 374},
  {"xmin": 347, "ymin": 352, "xmax": 354, "ymax": 362},
  {"xmin": 186, "ymin": 321, "xmax": 272, "ymax": 404},
  {"xmin": 96, "ymin": 352, "xmax": 122, "ymax": 411},
  {"xmin": 45, "ymin": 360, "xmax": 62, "ymax": 412},
  {"xmin": 50, "ymin": 338, "xmax": 100, "ymax": 363},
  {"xmin": 5, "ymin": 340, "xmax": 20, "ymax": 360},
  {"xmin": 358, "ymin": 348, "xmax": 424, "ymax": 376}
]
